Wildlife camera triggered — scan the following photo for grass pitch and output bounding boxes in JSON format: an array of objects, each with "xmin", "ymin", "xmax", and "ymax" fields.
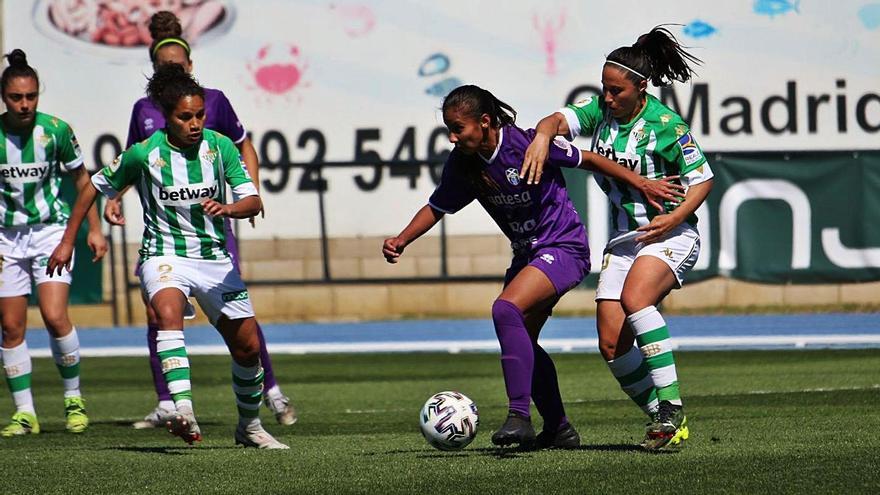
[{"xmin": 1, "ymin": 349, "xmax": 878, "ymax": 494}]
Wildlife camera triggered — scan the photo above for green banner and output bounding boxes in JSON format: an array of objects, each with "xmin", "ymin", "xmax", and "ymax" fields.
[
  {"xmin": 565, "ymin": 150, "xmax": 880, "ymax": 285},
  {"xmin": 29, "ymin": 176, "xmax": 104, "ymax": 305},
  {"xmin": 698, "ymin": 150, "xmax": 880, "ymax": 283}
]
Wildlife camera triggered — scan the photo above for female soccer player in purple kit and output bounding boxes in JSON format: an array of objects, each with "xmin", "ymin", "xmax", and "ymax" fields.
[
  {"xmin": 383, "ymin": 85, "xmax": 683, "ymax": 449},
  {"xmin": 103, "ymin": 11, "xmax": 296, "ymax": 429}
]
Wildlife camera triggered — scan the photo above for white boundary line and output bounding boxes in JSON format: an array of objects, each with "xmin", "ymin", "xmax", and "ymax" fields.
[{"xmin": 24, "ymin": 334, "xmax": 880, "ymax": 357}]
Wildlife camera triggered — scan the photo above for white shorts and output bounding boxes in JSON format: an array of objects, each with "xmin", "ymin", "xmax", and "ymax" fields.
[
  {"xmin": 0, "ymin": 224, "xmax": 73, "ymax": 297},
  {"xmin": 140, "ymin": 255, "xmax": 254, "ymax": 326},
  {"xmin": 595, "ymin": 224, "xmax": 701, "ymax": 301}
]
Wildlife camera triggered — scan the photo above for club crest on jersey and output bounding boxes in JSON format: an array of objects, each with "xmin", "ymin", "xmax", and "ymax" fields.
[
  {"xmin": 202, "ymin": 149, "xmax": 217, "ymax": 163},
  {"xmin": 505, "ymin": 168, "xmax": 520, "ymax": 186},
  {"xmin": 631, "ymin": 128, "xmax": 646, "ymax": 143},
  {"xmin": 573, "ymin": 97, "xmax": 593, "ymax": 108},
  {"xmin": 38, "ymin": 133, "xmax": 51, "ymax": 146},
  {"xmin": 677, "ymin": 133, "xmax": 704, "ymax": 166},
  {"xmin": 552, "ymin": 137, "xmax": 574, "ymax": 157}
]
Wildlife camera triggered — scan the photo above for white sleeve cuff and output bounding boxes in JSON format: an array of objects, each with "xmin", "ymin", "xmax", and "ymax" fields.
[
  {"xmin": 558, "ymin": 107, "xmax": 581, "ymax": 141},
  {"xmin": 63, "ymin": 156, "xmax": 85, "ymax": 172},
  {"xmin": 231, "ymin": 181, "xmax": 258, "ymax": 202},
  {"xmin": 682, "ymin": 162, "xmax": 715, "ymax": 188},
  {"xmin": 91, "ymin": 173, "xmax": 120, "ymax": 199}
]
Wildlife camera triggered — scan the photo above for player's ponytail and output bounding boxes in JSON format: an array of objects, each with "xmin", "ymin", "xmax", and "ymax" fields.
[
  {"xmin": 148, "ymin": 10, "xmax": 191, "ymax": 63},
  {"xmin": 442, "ymin": 85, "xmax": 517, "ymax": 128},
  {"xmin": 1, "ymin": 48, "xmax": 39, "ymax": 93},
  {"xmin": 606, "ymin": 25, "xmax": 701, "ymax": 87},
  {"xmin": 146, "ymin": 63, "xmax": 204, "ymax": 116}
]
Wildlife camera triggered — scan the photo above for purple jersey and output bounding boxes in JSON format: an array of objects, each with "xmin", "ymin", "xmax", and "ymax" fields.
[
  {"xmin": 429, "ymin": 125, "xmax": 588, "ymax": 257},
  {"xmin": 126, "ymin": 87, "xmax": 246, "ymax": 147}
]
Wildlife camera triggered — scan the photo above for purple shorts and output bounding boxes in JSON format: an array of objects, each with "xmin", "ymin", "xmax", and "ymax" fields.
[{"xmin": 504, "ymin": 246, "xmax": 591, "ymax": 296}]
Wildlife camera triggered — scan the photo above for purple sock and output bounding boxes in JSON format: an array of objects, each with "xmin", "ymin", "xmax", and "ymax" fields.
[
  {"xmin": 256, "ymin": 322, "xmax": 278, "ymax": 392},
  {"xmin": 147, "ymin": 323, "xmax": 172, "ymax": 402},
  {"xmin": 532, "ymin": 344, "xmax": 568, "ymax": 431},
  {"xmin": 492, "ymin": 299, "xmax": 534, "ymax": 418}
]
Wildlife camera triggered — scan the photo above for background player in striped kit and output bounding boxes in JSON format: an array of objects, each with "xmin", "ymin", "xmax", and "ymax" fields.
[
  {"xmin": 102, "ymin": 11, "xmax": 297, "ymax": 429},
  {"xmin": 48, "ymin": 64, "xmax": 287, "ymax": 449},
  {"xmin": 383, "ymin": 85, "xmax": 683, "ymax": 449},
  {"xmin": 521, "ymin": 26, "xmax": 714, "ymax": 450},
  {"xmin": 0, "ymin": 49, "xmax": 107, "ymax": 436}
]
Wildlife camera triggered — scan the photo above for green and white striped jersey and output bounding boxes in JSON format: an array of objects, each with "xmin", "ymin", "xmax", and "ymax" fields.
[
  {"xmin": 0, "ymin": 112, "xmax": 84, "ymax": 228},
  {"xmin": 561, "ymin": 94, "xmax": 713, "ymax": 232},
  {"xmin": 92, "ymin": 128, "xmax": 258, "ymax": 261}
]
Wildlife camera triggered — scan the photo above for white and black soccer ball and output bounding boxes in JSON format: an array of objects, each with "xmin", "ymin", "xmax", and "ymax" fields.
[{"xmin": 419, "ymin": 391, "xmax": 479, "ymax": 451}]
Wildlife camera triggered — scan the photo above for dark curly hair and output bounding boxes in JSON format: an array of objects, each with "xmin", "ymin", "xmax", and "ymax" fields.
[{"xmin": 146, "ymin": 63, "xmax": 204, "ymax": 116}]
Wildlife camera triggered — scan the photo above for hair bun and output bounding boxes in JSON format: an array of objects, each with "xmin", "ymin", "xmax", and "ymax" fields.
[
  {"xmin": 6, "ymin": 49, "xmax": 28, "ymax": 67},
  {"xmin": 149, "ymin": 11, "xmax": 183, "ymax": 41}
]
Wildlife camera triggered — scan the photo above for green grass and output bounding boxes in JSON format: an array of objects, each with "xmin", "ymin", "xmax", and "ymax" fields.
[{"xmin": 1, "ymin": 349, "xmax": 879, "ymax": 494}]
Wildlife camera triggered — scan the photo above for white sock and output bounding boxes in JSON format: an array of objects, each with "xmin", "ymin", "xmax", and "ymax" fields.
[
  {"xmin": 50, "ymin": 328, "xmax": 82, "ymax": 398},
  {"xmin": 2, "ymin": 342, "xmax": 36, "ymax": 415}
]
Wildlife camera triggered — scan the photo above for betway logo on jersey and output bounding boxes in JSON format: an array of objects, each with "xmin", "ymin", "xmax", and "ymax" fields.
[
  {"xmin": 157, "ymin": 182, "xmax": 218, "ymax": 206},
  {"xmin": 594, "ymin": 142, "xmax": 641, "ymax": 171},
  {"xmin": 0, "ymin": 161, "xmax": 50, "ymax": 184}
]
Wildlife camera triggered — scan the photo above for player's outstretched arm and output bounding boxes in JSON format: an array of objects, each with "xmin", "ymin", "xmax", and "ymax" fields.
[
  {"xmin": 383, "ymin": 204, "xmax": 444, "ymax": 264},
  {"xmin": 47, "ymin": 181, "xmax": 100, "ymax": 277},
  {"xmin": 580, "ymin": 150, "xmax": 686, "ymax": 211},
  {"xmin": 521, "ymin": 112, "xmax": 570, "ymax": 184}
]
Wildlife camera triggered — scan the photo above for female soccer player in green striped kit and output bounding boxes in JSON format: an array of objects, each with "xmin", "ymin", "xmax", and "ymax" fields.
[
  {"xmin": 47, "ymin": 64, "xmax": 287, "ymax": 449},
  {"xmin": 0, "ymin": 49, "xmax": 107, "ymax": 437},
  {"xmin": 521, "ymin": 26, "xmax": 714, "ymax": 450}
]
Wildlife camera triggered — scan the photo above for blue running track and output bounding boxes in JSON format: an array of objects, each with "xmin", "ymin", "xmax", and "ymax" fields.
[{"xmin": 23, "ymin": 313, "xmax": 880, "ymax": 357}]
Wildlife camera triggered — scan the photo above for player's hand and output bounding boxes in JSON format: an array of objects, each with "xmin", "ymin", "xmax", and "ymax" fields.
[
  {"xmin": 382, "ymin": 237, "xmax": 407, "ymax": 264},
  {"xmin": 201, "ymin": 199, "xmax": 230, "ymax": 217},
  {"xmin": 248, "ymin": 206, "xmax": 265, "ymax": 228},
  {"xmin": 104, "ymin": 197, "xmax": 126, "ymax": 225},
  {"xmin": 87, "ymin": 230, "xmax": 108, "ymax": 262},
  {"xmin": 520, "ymin": 134, "xmax": 550, "ymax": 184},
  {"xmin": 46, "ymin": 242, "xmax": 74, "ymax": 277},
  {"xmin": 635, "ymin": 214, "xmax": 681, "ymax": 244},
  {"xmin": 637, "ymin": 175, "xmax": 687, "ymax": 212}
]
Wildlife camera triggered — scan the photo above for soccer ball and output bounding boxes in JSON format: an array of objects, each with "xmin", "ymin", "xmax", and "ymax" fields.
[{"xmin": 419, "ymin": 391, "xmax": 479, "ymax": 451}]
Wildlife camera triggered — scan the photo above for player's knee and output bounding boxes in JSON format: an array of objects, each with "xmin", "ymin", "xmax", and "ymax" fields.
[
  {"xmin": 39, "ymin": 308, "xmax": 70, "ymax": 333},
  {"xmin": 491, "ymin": 298, "xmax": 522, "ymax": 323},
  {"xmin": 153, "ymin": 305, "xmax": 181, "ymax": 329},
  {"xmin": 619, "ymin": 291, "xmax": 651, "ymax": 316}
]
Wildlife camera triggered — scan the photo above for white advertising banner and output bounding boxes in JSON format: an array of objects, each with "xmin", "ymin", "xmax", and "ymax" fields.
[{"xmin": 3, "ymin": 0, "xmax": 879, "ymax": 241}]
